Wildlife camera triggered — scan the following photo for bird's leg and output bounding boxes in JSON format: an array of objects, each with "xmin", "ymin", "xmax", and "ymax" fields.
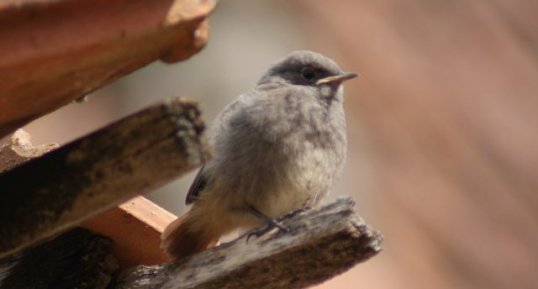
[
  {"xmin": 281, "ymin": 205, "xmax": 312, "ymax": 219},
  {"xmin": 246, "ymin": 205, "xmax": 289, "ymax": 242},
  {"xmin": 248, "ymin": 205, "xmax": 289, "ymax": 232}
]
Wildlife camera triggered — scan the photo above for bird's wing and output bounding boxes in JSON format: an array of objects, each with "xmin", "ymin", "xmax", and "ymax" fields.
[
  {"xmin": 185, "ymin": 164, "xmax": 208, "ymax": 205},
  {"xmin": 185, "ymin": 90, "xmax": 257, "ymax": 205}
]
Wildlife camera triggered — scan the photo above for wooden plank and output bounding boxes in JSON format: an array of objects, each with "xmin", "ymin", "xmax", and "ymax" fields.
[
  {"xmin": 0, "ymin": 0, "xmax": 215, "ymax": 138},
  {"xmin": 83, "ymin": 196, "xmax": 176, "ymax": 268},
  {"xmin": 0, "ymin": 98, "xmax": 209, "ymax": 259},
  {"xmin": 116, "ymin": 198, "xmax": 383, "ymax": 289}
]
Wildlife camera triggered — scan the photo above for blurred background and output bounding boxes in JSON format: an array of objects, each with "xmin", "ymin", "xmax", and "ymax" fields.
[{"xmin": 21, "ymin": 1, "xmax": 538, "ymax": 288}]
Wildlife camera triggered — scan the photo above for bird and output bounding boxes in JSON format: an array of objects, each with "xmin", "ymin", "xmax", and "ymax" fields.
[{"xmin": 161, "ymin": 50, "xmax": 357, "ymax": 260}]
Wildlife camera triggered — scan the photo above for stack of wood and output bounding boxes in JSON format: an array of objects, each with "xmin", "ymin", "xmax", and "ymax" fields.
[{"xmin": 0, "ymin": 1, "xmax": 382, "ymax": 289}]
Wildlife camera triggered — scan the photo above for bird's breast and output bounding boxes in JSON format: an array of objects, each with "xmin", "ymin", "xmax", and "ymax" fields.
[{"xmin": 209, "ymin": 92, "xmax": 346, "ymax": 216}]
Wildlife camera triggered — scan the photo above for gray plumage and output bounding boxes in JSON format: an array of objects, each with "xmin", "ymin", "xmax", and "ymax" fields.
[{"xmin": 162, "ymin": 50, "xmax": 357, "ymax": 260}]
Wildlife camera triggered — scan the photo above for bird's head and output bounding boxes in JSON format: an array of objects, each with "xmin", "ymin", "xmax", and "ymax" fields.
[{"xmin": 258, "ymin": 50, "xmax": 358, "ymax": 92}]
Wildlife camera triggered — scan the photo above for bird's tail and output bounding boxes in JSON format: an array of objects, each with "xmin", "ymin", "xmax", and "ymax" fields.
[{"xmin": 161, "ymin": 211, "xmax": 219, "ymax": 261}]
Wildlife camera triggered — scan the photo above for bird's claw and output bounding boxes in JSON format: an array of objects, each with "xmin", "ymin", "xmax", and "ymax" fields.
[
  {"xmin": 246, "ymin": 219, "xmax": 289, "ymax": 243},
  {"xmin": 281, "ymin": 206, "xmax": 311, "ymax": 219}
]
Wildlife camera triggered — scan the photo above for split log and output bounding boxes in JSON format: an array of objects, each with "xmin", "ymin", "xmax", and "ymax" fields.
[
  {"xmin": 0, "ymin": 98, "xmax": 209, "ymax": 259},
  {"xmin": 116, "ymin": 198, "xmax": 383, "ymax": 289}
]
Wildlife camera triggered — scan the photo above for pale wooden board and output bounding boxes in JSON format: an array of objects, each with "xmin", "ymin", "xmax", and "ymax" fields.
[{"xmin": 83, "ymin": 196, "xmax": 176, "ymax": 268}]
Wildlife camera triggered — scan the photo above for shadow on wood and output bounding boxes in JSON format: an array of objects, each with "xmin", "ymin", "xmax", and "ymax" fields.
[
  {"xmin": 0, "ymin": 228, "xmax": 117, "ymax": 289},
  {"xmin": 116, "ymin": 198, "xmax": 382, "ymax": 289}
]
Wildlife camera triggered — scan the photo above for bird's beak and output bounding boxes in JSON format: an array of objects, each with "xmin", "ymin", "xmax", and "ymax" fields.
[{"xmin": 316, "ymin": 71, "xmax": 359, "ymax": 86}]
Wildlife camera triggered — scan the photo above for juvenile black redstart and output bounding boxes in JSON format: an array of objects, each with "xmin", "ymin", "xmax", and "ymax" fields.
[{"xmin": 161, "ymin": 50, "xmax": 357, "ymax": 260}]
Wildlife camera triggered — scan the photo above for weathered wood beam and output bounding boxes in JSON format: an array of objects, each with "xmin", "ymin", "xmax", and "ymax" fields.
[
  {"xmin": 116, "ymin": 198, "xmax": 383, "ymax": 289},
  {"xmin": 0, "ymin": 228, "xmax": 118, "ymax": 289},
  {"xmin": 0, "ymin": 0, "xmax": 216, "ymax": 138},
  {"xmin": 0, "ymin": 98, "xmax": 209, "ymax": 259},
  {"xmin": 0, "ymin": 132, "xmax": 175, "ymax": 267}
]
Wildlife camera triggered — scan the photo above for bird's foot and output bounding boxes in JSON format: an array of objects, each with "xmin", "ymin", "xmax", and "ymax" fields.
[
  {"xmin": 245, "ymin": 205, "xmax": 291, "ymax": 242},
  {"xmin": 281, "ymin": 206, "xmax": 311, "ymax": 219},
  {"xmin": 246, "ymin": 219, "xmax": 289, "ymax": 243},
  {"xmin": 244, "ymin": 205, "xmax": 314, "ymax": 242}
]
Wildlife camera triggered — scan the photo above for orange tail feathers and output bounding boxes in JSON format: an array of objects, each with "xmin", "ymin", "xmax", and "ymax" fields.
[{"xmin": 161, "ymin": 211, "xmax": 218, "ymax": 261}]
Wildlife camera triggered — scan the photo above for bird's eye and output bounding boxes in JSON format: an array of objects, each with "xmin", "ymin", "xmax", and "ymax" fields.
[{"xmin": 301, "ymin": 67, "xmax": 317, "ymax": 80}]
